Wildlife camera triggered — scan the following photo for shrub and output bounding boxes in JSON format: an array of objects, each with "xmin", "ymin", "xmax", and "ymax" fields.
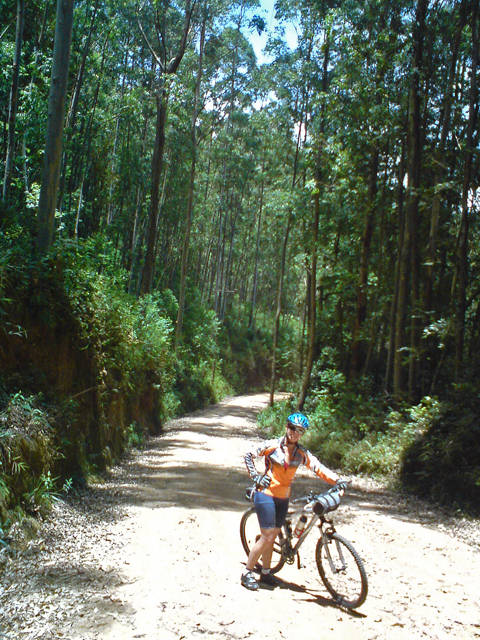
[
  {"xmin": 401, "ymin": 390, "xmax": 480, "ymax": 514},
  {"xmin": 0, "ymin": 394, "xmax": 63, "ymax": 526},
  {"xmin": 257, "ymin": 399, "xmax": 294, "ymax": 435},
  {"xmin": 258, "ymin": 375, "xmax": 448, "ymax": 482}
]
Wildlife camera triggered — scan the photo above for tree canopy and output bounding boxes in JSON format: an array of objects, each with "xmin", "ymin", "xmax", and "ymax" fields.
[{"xmin": 1, "ymin": 0, "xmax": 479, "ymax": 514}]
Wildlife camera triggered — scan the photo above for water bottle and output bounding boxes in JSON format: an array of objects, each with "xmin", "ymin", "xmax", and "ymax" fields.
[{"xmin": 293, "ymin": 514, "xmax": 307, "ymax": 537}]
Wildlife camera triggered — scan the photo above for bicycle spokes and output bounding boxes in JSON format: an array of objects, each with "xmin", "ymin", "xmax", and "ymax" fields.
[{"xmin": 315, "ymin": 533, "xmax": 368, "ymax": 608}]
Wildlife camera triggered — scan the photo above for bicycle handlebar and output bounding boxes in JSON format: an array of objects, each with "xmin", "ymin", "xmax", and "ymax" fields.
[
  {"xmin": 296, "ymin": 483, "xmax": 346, "ymax": 516},
  {"xmin": 245, "ymin": 481, "xmax": 349, "ymax": 514}
]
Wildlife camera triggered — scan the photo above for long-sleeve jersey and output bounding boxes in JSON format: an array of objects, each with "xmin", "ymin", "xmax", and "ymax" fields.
[{"xmin": 244, "ymin": 435, "xmax": 339, "ymax": 499}]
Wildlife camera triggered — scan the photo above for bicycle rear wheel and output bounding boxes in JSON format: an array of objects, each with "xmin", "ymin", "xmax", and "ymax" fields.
[
  {"xmin": 315, "ymin": 532, "xmax": 368, "ymax": 608},
  {"xmin": 239, "ymin": 507, "xmax": 285, "ymax": 574}
]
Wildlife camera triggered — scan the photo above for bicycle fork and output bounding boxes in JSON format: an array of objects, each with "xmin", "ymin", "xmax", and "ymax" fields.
[{"xmin": 320, "ymin": 529, "xmax": 347, "ymax": 574}]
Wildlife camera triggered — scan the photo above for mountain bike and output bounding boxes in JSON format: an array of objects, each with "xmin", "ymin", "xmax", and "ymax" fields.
[{"xmin": 240, "ymin": 485, "xmax": 368, "ymax": 609}]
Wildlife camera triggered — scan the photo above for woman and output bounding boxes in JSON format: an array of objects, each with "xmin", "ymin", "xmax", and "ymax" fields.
[{"xmin": 241, "ymin": 411, "xmax": 345, "ymax": 590}]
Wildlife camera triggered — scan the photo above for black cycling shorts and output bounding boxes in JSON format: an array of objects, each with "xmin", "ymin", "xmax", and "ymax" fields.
[{"xmin": 254, "ymin": 491, "xmax": 289, "ymax": 529}]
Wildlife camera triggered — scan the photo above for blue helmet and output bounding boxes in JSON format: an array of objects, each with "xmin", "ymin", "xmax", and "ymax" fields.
[{"xmin": 287, "ymin": 412, "xmax": 309, "ymax": 430}]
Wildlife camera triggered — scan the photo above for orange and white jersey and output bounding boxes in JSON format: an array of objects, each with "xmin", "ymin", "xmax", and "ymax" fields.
[{"xmin": 244, "ymin": 436, "xmax": 339, "ymax": 499}]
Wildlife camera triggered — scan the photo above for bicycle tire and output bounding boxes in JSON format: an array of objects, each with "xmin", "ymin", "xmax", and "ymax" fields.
[
  {"xmin": 315, "ymin": 532, "xmax": 368, "ymax": 608},
  {"xmin": 239, "ymin": 507, "xmax": 286, "ymax": 574}
]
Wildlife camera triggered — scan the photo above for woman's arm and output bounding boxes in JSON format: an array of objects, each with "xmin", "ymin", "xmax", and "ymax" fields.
[
  {"xmin": 244, "ymin": 439, "xmax": 277, "ymax": 480},
  {"xmin": 303, "ymin": 449, "xmax": 339, "ymax": 485}
]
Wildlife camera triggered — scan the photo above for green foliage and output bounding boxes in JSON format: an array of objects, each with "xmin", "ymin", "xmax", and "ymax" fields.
[
  {"xmin": 219, "ymin": 302, "xmax": 299, "ymax": 394},
  {"xmin": 0, "ymin": 232, "xmax": 242, "ymax": 532},
  {"xmin": 126, "ymin": 422, "xmax": 146, "ymax": 449},
  {"xmin": 63, "ymin": 238, "xmax": 176, "ymax": 411},
  {"xmin": 0, "ymin": 474, "xmax": 10, "ymax": 508},
  {"xmin": 344, "ymin": 397, "xmax": 444, "ymax": 476},
  {"xmin": 257, "ymin": 398, "xmax": 294, "ymax": 435},
  {"xmin": 261, "ymin": 372, "xmax": 480, "ymax": 515},
  {"xmin": 1, "ymin": 0, "xmax": 478, "ymax": 528},
  {"xmin": 401, "ymin": 388, "xmax": 480, "ymax": 515},
  {"xmin": 258, "ymin": 376, "xmax": 446, "ymax": 483},
  {"xmin": 174, "ymin": 360, "xmax": 217, "ymax": 413},
  {"xmin": 0, "ymin": 393, "xmax": 64, "ymax": 530},
  {"xmin": 22, "ymin": 471, "xmax": 61, "ymax": 516}
]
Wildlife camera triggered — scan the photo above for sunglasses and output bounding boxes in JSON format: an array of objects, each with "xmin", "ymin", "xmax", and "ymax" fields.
[{"xmin": 287, "ymin": 425, "xmax": 305, "ymax": 434}]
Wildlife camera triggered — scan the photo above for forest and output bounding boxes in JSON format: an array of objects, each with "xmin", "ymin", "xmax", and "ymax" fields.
[{"xmin": 0, "ymin": 0, "xmax": 479, "ymax": 540}]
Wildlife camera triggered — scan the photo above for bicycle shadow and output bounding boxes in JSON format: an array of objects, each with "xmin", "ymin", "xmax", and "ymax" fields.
[{"xmin": 258, "ymin": 575, "xmax": 367, "ymax": 618}]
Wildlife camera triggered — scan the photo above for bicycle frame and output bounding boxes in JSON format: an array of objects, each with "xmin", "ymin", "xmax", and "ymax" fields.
[
  {"xmin": 240, "ymin": 485, "xmax": 368, "ymax": 608},
  {"xmin": 281, "ymin": 508, "xmax": 334, "ymax": 565},
  {"xmin": 288, "ymin": 499, "xmax": 354, "ymax": 577}
]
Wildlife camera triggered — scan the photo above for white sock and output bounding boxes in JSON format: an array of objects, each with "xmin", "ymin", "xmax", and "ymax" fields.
[{"xmin": 261, "ymin": 569, "xmax": 271, "ymax": 575}]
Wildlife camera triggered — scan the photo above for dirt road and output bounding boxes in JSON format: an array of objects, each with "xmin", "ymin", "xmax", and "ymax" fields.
[{"xmin": 1, "ymin": 393, "xmax": 479, "ymax": 640}]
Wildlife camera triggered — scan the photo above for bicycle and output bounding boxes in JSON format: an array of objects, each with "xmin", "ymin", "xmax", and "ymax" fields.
[{"xmin": 240, "ymin": 484, "xmax": 368, "ymax": 609}]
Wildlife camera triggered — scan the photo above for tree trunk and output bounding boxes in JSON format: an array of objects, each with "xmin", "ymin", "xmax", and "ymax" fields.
[
  {"xmin": 57, "ymin": 0, "xmax": 100, "ymax": 216},
  {"xmin": 392, "ymin": 142, "xmax": 408, "ymax": 398},
  {"xmin": 269, "ymin": 65, "xmax": 310, "ymax": 400},
  {"xmin": 249, "ymin": 173, "xmax": 264, "ymax": 330},
  {"xmin": 139, "ymin": 0, "xmax": 194, "ymax": 294},
  {"xmin": 269, "ymin": 213, "xmax": 292, "ymax": 406},
  {"xmin": 297, "ymin": 182, "xmax": 320, "ymax": 411},
  {"xmin": 175, "ymin": 14, "xmax": 206, "ymax": 350},
  {"xmin": 128, "ymin": 112, "xmax": 150, "ymax": 294},
  {"xmin": 385, "ymin": 145, "xmax": 406, "ymax": 391},
  {"xmin": 454, "ymin": 0, "xmax": 478, "ymax": 379},
  {"xmin": 140, "ymin": 89, "xmax": 167, "ymax": 295},
  {"xmin": 350, "ymin": 149, "xmax": 378, "ymax": 375},
  {"xmin": 424, "ymin": 0, "xmax": 468, "ymax": 311},
  {"xmin": 407, "ymin": 0, "xmax": 428, "ymax": 398},
  {"xmin": 36, "ymin": 0, "xmax": 74, "ymax": 254},
  {"xmin": 2, "ymin": 0, "xmax": 25, "ymax": 205},
  {"xmin": 297, "ymin": 27, "xmax": 330, "ymax": 410},
  {"xmin": 221, "ymin": 196, "xmax": 242, "ymax": 320},
  {"xmin": 106, "ymin": 42, "xmax": 130, "ymax": 227},
  {"xmin": 393, "ymin": 0, "xmax": 427, "ymax": 400},
  {"xmin": 69, "ymin": 30, "xmax": 109, "ymax": 238}
]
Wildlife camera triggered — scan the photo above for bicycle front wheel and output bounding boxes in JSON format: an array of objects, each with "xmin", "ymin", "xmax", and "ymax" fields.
[
  {"xmin": 315, "ymin": 532, "xmax": 368, "ymax": 608},
  {"xmin": 239, "ymin": 507, "xmax": 285, "ymax": 574}
]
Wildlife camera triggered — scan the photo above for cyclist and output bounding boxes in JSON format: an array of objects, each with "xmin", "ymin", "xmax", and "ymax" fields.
[{"xmin": 241, "ymin": 411, "xmax": 346, "ymax": 590}]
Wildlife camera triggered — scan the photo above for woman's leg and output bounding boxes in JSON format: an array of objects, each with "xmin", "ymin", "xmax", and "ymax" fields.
[
  {"xmin": 242, "ymin": 492, "xmax": 277, "ymax": 589},
  {"xmin": 246, "ymin": 526, "xmax": 281, "ymax": 571}
]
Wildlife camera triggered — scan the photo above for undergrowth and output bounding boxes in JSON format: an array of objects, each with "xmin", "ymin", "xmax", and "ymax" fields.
[
  {"xmin": 0, "ymin": 393, "xmax": 72, "ymax": 544},
  {"xmin": 258, "ymin": 370, "xmax": 480, "ymax": 515},
  {"xmin": 0, "ymin": 233, "xmax": 278, "ymax": 538},
  {"xmin": 258, "ymin": 392, "xmax": 444, "ymax": 479}
]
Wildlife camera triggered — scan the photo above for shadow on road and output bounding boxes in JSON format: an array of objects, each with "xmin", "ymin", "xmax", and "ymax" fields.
[
  {"xmin": 68, "ymin": 394, "xmax": 451, "ymax": 535},
  {"xmin": 256, "ymin": 574, "xmax": 367, "ymax": 618}
]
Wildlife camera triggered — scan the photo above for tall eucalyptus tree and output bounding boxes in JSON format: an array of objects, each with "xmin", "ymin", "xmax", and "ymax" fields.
[
  {"xmin": 2, "ymin": 0, "xmax": 24, "ymax": 205},
  {"xmin": 138, "ymin": 0, "xmax": 196, "ymax": 295},
  {"xmin": 453, "ymin": 0, "xmax": 479, "ymax": 379},
  {"xmin": 175, "ymin": 8, "xmax": 207, "ymax": 350},
  {"xmin": 37, "ymin": 0, "xmax": 74, "ymax": 254}
]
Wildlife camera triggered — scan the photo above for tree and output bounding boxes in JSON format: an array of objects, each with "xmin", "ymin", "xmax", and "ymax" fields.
[
  {"xmin": 2, "ymin": 0, "xmax": 24, "ymax": 205},
  {"xmin": 138, "ymin": 0, "xmax": 196, "ymax": 295},
  {"xmin": 453, "ymin": 0, "xmax": 478, "ymax": 379},
  {"xmin": 393, "ymin": 0, "xmax": 428, "ymax": 399},
  {"xmin": 298, "ymin": 22, "xmax": 331, "ymax": 410},
  {"xmin": 36, "ymin": 0, "xmax": 74, "ymax": 254},
  {"xmin": 175, "ymin": 9, "xmax": 207, "ymax": 350}
]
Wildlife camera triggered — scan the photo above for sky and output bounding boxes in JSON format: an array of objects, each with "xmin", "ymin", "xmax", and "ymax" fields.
[{"xmin": 247, "ymin": 0, "xmax": 298, "ymax": 64}]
